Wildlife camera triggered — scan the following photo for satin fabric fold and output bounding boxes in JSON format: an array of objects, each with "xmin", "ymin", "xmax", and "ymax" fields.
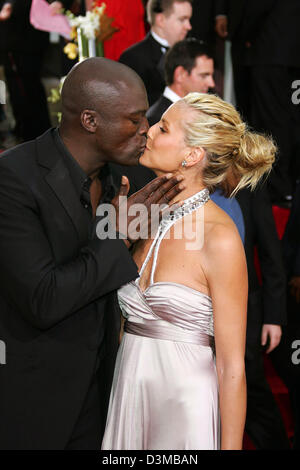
[{"xmin": 125, "ymin": 318, "xmax": 214, "ymax": 346}]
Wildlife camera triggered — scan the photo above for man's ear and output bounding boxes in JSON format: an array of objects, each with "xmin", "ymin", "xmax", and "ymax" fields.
[
  {"xmin": 173, "ymin": 65, "xmax": 188, "ymax": 85},
  {"xmin": 81, "ymin": 110, "xmax": 99, "ymax": 133},
  {"xmin": 185, "ymin": 147, "xmax": 206, "ymax": 167},
  {"xmin": 155, "ymin": 12, "xmax": 165, "ymax": 29}
]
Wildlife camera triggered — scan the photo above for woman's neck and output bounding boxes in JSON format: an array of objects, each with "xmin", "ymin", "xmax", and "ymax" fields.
[
  {"xmin": 176, "ymin": 185, "xmax": 207, "ymax": 202},
  {"xmin": 154, "ymin": 170, "xmax": 207, "ymax": 202}
]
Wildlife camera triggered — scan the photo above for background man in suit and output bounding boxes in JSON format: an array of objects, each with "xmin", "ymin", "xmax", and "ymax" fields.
[
  {"xmin": 215, "ymin": 0, "xmax": 300, "ymax": 206},
  {"xmin": 119, "ymin": 0, "xmax": 192, "ymax": 106},
  {"xmin": 0, "ymin": 57, "xmax": 184, "ymax": 450},
  {"xmin": 147, "ymin": 38, "xmax": 215, "ymax": 126}
]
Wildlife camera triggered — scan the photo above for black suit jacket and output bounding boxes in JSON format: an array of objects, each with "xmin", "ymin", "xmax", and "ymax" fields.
[
  {"xmin": 190, "ymin": 0, "xmax": 215, "ymax": 44},
  {"xmin": 146, "ymin": 95, "xmax": 172, "ymax": 127},
  {"xmin": 236, "ymin": 186, "xmax": 286, "ymax": 331},
  {"xmin": 215, "ymin": 0, "xmax": 300, "ymax": 67},
  {"xmin": 283, "ymin": 181, "xmax": 300, "ymax": 278},
  {"xmin": 0, "ymin": 129, "xmax": 139, "ymax": 449},
  {"xmin": 119, "ymin": 33, "xmax": 166, "ymax": 106}
]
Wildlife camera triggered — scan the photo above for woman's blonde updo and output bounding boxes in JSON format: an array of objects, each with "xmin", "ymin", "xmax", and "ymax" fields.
[{"xmin": 181, "ymin": 92, "xmax": 276, "ymax": 196}]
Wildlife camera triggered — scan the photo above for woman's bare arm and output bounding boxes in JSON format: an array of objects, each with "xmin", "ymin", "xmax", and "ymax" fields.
[{"xmin": 203, "ymin": 223, "xmax": 247, "ymax": 450}]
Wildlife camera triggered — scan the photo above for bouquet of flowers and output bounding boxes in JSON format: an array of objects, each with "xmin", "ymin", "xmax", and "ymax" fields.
[
  {"xmin": 47, "ymin": 1, "xmax": 117, "ymax": 121},
  {"xmin": 63, "ymin": 2, "xmax": 118, "ymax": 61}
]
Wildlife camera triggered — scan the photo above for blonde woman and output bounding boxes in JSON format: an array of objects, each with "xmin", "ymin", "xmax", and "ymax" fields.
[{"xmin": 101, "ymin": 93, "xmax": 275, "ymax": 450}]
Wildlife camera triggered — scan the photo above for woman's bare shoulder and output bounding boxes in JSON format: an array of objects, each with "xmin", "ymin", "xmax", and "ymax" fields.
[{"xmin": 203, "ymin": 201, "xmax": 244, "ymax": 257}]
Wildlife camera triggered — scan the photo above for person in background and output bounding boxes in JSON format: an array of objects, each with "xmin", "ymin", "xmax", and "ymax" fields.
[
  {"xmin": 147, "ymin": 37, "xmax": 215, "ymax": 126},
  {"xmin": 215, "ymin": 0, "xmax": 300, "ymax": 207},
  {"xmin": 0, "ymin": 0, "xmax": 76, "ymax": 142},
  {"xmin": 119, "ymin": 0, "xmax": 192, "ymax": 106}
]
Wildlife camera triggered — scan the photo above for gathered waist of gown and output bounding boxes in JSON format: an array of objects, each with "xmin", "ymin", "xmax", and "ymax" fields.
[{"xmin": 124, "ymin": 319, "xmax": 214, "ymax": 347}]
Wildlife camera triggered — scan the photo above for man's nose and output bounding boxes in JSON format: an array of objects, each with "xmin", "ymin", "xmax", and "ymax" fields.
[
  {"xmin": 209, "ymin": 76, "xmax": 215, "ymax": 88},
  {"xmin": 186, "ymin": 20, "xmax": 192, "ymax": 31},
  {"xmin": 140, "ymin": 116, "xmax": 149, "ymax": 135}
]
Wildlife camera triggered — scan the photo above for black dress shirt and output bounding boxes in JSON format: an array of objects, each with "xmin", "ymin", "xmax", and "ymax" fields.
[{"xmin": 53, "ymin": 128, "xmax": 120, "ymax": 220}]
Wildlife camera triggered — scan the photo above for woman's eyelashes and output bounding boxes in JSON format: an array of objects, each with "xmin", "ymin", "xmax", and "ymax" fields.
[{"xmin": 159, "ymin": 126, "xmax": 167, "ymax": 133}]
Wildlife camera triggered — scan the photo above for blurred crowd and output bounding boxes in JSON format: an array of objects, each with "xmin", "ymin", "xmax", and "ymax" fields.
[{"xmin": 1, "ymin": 0, "xmax": 300, "ymax": 450}]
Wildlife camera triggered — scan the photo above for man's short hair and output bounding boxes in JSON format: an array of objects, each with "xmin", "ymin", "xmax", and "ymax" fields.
[
  {"xmin": 147, "ymin": 0, "xmax": 193, "ymax": 26},
  {"xmin": 164, "ymin": 38, "xmax": 214, "ymax": 86}
]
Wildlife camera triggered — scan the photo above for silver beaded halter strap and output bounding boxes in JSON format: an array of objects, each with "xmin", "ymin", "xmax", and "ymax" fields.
[{"xmin": 138, "ymin": 188, "xmax": 210, "ymax": 285}]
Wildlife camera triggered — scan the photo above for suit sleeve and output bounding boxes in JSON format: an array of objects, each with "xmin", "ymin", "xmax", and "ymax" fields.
[
  {"xmin": 283, "ymin": 182, "xmax": 300, "ymax": 277},
  {"xmin": 292, "ymin": 249, "xmax": 300, "ymax": 276},
  {"xmin": 242, "ymin": 0, "xmax": 277, "ymax": 41},
  {"xmin": 0, "ymin": 163, "xmax": 139, "ymax": 331},
  {"xmin": 119, "ymin": 48, "xmax": 149, "ymax": 88},
  {"xmin": 253, "ymin": 186, "xmax": 287, "ymax": 325}
]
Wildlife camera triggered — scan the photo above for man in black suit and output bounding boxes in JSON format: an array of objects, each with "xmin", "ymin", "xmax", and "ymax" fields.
[
  {"xmin": 119, "ymin": 0, "xmax": 192, "ymax": 106},
  {"xmin": 215, "ymin": 0, "xmax": 300, "ymax": 205},
  {"xmin": 147, "ymin": 38, "xmax": 215, "ymax": 126},
  {"xmin": 0, "ymin": 57, "xmax": 183, "ymax": 450},
  {"xmin": 235, "ymin": 185, "xmax": 290, "ymax": 449}
]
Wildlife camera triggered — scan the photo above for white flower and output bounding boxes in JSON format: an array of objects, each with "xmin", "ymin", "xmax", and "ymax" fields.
[{"xmin": 68, "ymin": 8, "xmax": 104, "ymax": 40}]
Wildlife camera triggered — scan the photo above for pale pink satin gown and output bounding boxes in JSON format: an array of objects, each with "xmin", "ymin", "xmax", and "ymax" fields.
[{"xmin": 101, "ymin": 189, "xmax": 220, "ymax": 450}]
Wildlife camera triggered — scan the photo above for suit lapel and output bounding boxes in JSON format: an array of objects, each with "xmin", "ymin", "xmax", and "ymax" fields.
[
  {"xmin": 147, "ymin": 34, "xmax": 166, "ymax": 79},
  {"xmin": 147, "ymin": 33, "xmax": 164, "ymax": 62},
  {"xmin": 35, "ymin": 130, "xmax": 90, "ymax": 245},
  {"xmin": 151, "ymin": 35, "xmax": 166, "ymax": 81},
  {"xmin": 160, "ymin": 96, "xmax": 172, "ymax": 112}
]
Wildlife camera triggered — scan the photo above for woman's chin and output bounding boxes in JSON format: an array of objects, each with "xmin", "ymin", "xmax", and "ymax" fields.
[
  {"xmin": 139, "ymin": 154, "xmax": 161, "ymax": 175},
  {"xmin": 139, "ymin": 153, "xmax": 151, "ymax": 167}
]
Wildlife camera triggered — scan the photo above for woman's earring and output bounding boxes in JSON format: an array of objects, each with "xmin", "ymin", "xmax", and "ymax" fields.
[{"xmin": 181, "ymin": 160, "xmax": 187, "ymax": 167}]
